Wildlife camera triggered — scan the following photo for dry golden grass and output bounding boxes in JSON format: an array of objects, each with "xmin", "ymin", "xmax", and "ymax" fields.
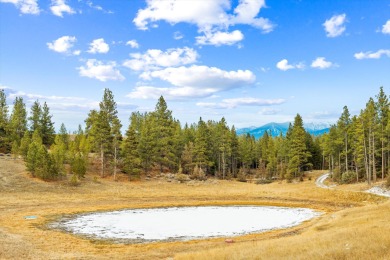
[{"xmin": 0, "ymin": 155, "xmax": 388, "ymax": 259}]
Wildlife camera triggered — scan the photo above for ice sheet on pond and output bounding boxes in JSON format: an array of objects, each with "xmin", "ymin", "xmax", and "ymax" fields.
[{"xmin": 55, "ymin": 206, "xmax": 320, "ymax": 242}]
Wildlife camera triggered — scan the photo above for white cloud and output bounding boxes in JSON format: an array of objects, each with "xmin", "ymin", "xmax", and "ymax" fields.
[
  {"xmin": 323, "ymin": 14, "xmax": 347, "ymax": 38},
  {"xmin": 127, "ymin": 86, "xmax": 218, "ymax": 100},
  {"xmin": 354, "ymin": 49, "xmax": 390, "ymax": 59},
  {"xmin": 126, "ymin": 40, "xmax": 139, "ymax": 49},
  {"xmin": 140, "ymin": 65, "xmax": 255, "ymax": 88},
  {"xmin": 174, "ymin": 31, "xmax": 184, "ymax": 40},
  {"xmin": 47, "ymin": 36, "xmax": 79, "ymax": 55},
  {"xmin": 311, "ymin": 57, "xmax": 334, "ymax": 69},
  {"xmin": 128, "ymin": 65, "xmax": 255, "ymax": 100},
  {"xmin": 258, "ymin": 107, "xmax": 281, "ymax": 115},
  {"xmin": 50, "ymin": 0, "xmax": 75, "ymax": 17},
  {"xmin": 84, "ymin": 0, "xmax": 112, "ymax": 13},
  {"xmin": 196, "ymin": 30, "xmax": 244, "ymax": 46},
  {"xmin": 230, "ymin": 0, "xmax": 273, "ymax": 32},
  {"xmin": 87, "ymin": 38, "xmax": 110, "ymax": 54},
  {"xmin": 276, "ymin": 59, "xmax": 304, "ymax": 71},
  {"xmin": 382, "ymin": 20, "xmax": 390, "ymax": 34},
  {"xmin": 197, "ymin": 97, "xmax": 285, "ymax": 109},
  {"xmin": 0, "ymin": 0, "xmax": 40, "ymax": 15},
  {"xmin": 123, "ymin": 47, "xmax": 198, "ymax": 71},
  {"xmin": 78, "ymin": 59, "xmax": 125, "ymax": 82},
  {"xmin": 133, "ymin": 0, "xmax": 273, "ymax": 46}
]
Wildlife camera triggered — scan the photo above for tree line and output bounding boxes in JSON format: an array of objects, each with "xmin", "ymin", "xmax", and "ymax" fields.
[
  {"xmin": 320, "ymin": 87, "xmax": 390, "ymax": 185},
  {"xmin": 0, "ymin": 87, "xmax": 388, "ymax": 185}
]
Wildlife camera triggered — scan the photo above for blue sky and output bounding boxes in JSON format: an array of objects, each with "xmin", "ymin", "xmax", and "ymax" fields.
[{"xmin": 1, "ymin": 0, "xmax": 389, "ymax": 131}]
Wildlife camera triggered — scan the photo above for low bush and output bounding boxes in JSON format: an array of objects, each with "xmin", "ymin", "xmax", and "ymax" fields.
[
  {"xmin": 237, "ymin": 170, "xmax": 247, "ymax": 182},
  {"xmin": 256, "ymin": 179, "xmax": 273, "ymax": 185},
  {"xmin": 190, "ymin": 165, "xmax": 207, "ymax": 181},
  {"xmin": 175, "ymin": 173, "xmax": 189, "ymax": 183},
  {"xmin": 341, "ymin": 171, "xmax": 357, "ymax": 184}
]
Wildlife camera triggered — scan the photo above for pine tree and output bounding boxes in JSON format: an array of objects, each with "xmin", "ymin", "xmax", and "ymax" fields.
[
  {"xmin": 287, "ymin": 114, "xmax": 311, "ymax": 179},
  {"xmin": 121, "ymin": 118, "xmax": 141, "ymax": 180},
  {"xmin": 337, "ymin": 106, "xmax": 351, "ymax": 173},
  {"xmin": 181, "ymin": 142, "xmax": 194, "ymax": 174},
  {"xmin": 0, "ymin": 89, "xmax": 10, "ymax": 152},
  {"xmin": 19, "ymin": 130, "xmax": 31, "ymax": 159},
  {"xmin": 26, "ymin": 130, "xmax": 43, "ymax": 177},
  {"xmin": 58, "ymin": 123, "xmax": 69, "ymax": 149},
  {"xmin": 40, "ymin": 102, "xmax": 55, "ymax": 146},
  {"xmin": 138, "ymin": 114, "xmax": 155, "ymax": 173},
  {"xmin": 9, "ymin": 97, "xmax": 27, "ymax": 145},
  {"xmin": 230, "ymin": 126, "xmax": 239, "ymax": 177},
  {"xmin": 150, "ymin": 96, "xmax": 176, "ymax": 172},
  {"xmin": 28, "ymin": 100, "xmax": 42, "ymax": 134},
  {"xmin": 194, "ymin": 117, "xmax": 212, "ymax": 173},
  {"xmin": 375, "ymin": 87, "xmax": 389, "ymax": 180},
  {"xmin": 50, "ymin": 134, "xmax": 67, "ymax": 176},
  {"xmin": 85, "ymin": 89, "xmax": 120, "ymax": 178}
]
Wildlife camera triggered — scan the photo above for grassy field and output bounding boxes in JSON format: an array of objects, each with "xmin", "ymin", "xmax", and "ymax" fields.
[{"xmin": 0, "ymin": 154, "xmax": 389, "ymax": 259}]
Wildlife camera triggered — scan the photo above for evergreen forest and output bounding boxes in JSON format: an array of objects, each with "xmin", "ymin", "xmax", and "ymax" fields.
[{"xmin": 0, "ymin": 87, "xmax": 389, "ymax": 186}]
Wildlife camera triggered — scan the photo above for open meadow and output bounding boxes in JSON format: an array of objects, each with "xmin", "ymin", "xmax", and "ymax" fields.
[{"xmin": 1, "ymin": 154, "xmax": 389, "ymax": 260}]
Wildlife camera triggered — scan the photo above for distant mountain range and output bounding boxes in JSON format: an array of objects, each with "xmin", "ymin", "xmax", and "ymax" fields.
[{"xmin": 236, "ymin": 122, "xmax": 330, "ymax": 139}]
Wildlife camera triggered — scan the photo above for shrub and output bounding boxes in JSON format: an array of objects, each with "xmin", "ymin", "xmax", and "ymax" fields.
[
  {"xmin": 341, "ymin": 171, "xmax": 357, "ymax": 184},
  {"xmin": 256, "ymin": 179, "xmax": 273, "ymax": 185},
  {"xmin": 175, "ymin": 173, "xmax": 189, "ymax": 183},
  {"xmin": 332, "ymin": 167, "xmax": 341, "ymax": 182},
  {"xmin": 191, "ymin": 165, "xmax": 207, "ymax": 181},
  {"xmin": 69, "ymin": 174, "xmax": 80, "ymax": 186},
  {"xmin": 237, "ymin": 169, "xmax": 247, "ymax": 182},
  {"xmin": 284, "ymin": 172, "xmax": 293, "ymax": 183}
]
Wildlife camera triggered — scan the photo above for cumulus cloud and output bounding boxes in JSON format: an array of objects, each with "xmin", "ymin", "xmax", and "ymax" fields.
[
  {"xmin": 323, "ymin": 14, "xmax": 347, "ymax": 37},
  {"xmin": 78, "ymin": 59, "xmax": 125, "ymax": 82},
  {"xmin": 354, "ymin": 49, "xmax": 390, "ymax": 59},
  {"xmin": 128, "ymin": 65, "xmax": 255, "ymax": 100},
  {"xmin": 276, "ymin": 59, "xmax": 304, "ymax": 71},
  {"xmin": 123, "ymin": 47, "xmax": 198, "ymax": 71},
  {"xmin": 140, "ymin": 65, "xmax": 255, "ymax": 88},
  {"xmin": 133, "ymin": 0, "xmax": 273, "ymax": 46},
  {"xmin": 47, "ymin": 36, "xmax": 80, "ymax": 55},
  {"xmin": 0, "ymin": 0, "xmax": 40, "ymax": 15},
  {"xmin": 311, "ymin": 57, "xmax": 335, "ymax": 69},
  {"xmin": 197, "ymin": 97, "xmax": 285, "ymax": 109},
  {"xmin": 87, "ymin": 38, "xmax": 110, "ymax": 54},
  {"xmin": 196, "ymin": 30, "xmax": 244, "ymax": 46},
  {"xmin": 50, "ymin": 0, "xmax": 75, "ymax": 17},
  {"xmin": 126, "ymin": 40, "xmax": 139, "ymax": 49},
  {"xmin": 382, "ymin": 20, "xmax": 390, "ymax": 34}
]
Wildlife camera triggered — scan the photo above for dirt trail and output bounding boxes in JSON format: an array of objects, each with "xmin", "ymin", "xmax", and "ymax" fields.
[
  {"xmin": 315, "ymin": 173, "xmax": 330, "ymax": 189},
  {"xmin": 315, "ymin": 171, "xmax": 390, "ymax": 198}
]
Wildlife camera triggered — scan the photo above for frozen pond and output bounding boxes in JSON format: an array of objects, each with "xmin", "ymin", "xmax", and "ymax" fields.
[{"xmin": 54, "ymin": 206, "xmax": 320, "ymax": 242}]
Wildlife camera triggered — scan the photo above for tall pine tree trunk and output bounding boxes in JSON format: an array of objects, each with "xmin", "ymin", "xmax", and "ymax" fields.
[
  {"xmin": 372, "ymin": 134, "xmax": 376, "ymax": 182},
  {"xmin": 114, "ymin": 146, "xmax": 117, "ymax": 181},
  {"xmin": 364, "ymin": 133, "xmax": 370, "ymax": 185},
  {"xmin": 345, "ymin": 133, "xmax": 348, "ymax": 172},
  {"xmin": 222, "ymin": 150, "xmax": 226, "ymax": 179},
  {"xmin": 100, "ymin": 144, "xmax": 104, "ymax": 178}
]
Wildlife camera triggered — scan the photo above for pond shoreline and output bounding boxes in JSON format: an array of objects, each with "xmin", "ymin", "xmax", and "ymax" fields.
[{"xmin": 50, "ymin": 205, "xmax": 322, "ymax": 244}]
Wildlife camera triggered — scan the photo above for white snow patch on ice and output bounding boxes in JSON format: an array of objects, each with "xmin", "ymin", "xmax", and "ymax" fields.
[
  {"xmin": 55, "ymin": 206, "xmax": 320, "ymax": 242},
  {"xmin": 365, "ymin": 187, "xmax": 390, "ymax": 198}
]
